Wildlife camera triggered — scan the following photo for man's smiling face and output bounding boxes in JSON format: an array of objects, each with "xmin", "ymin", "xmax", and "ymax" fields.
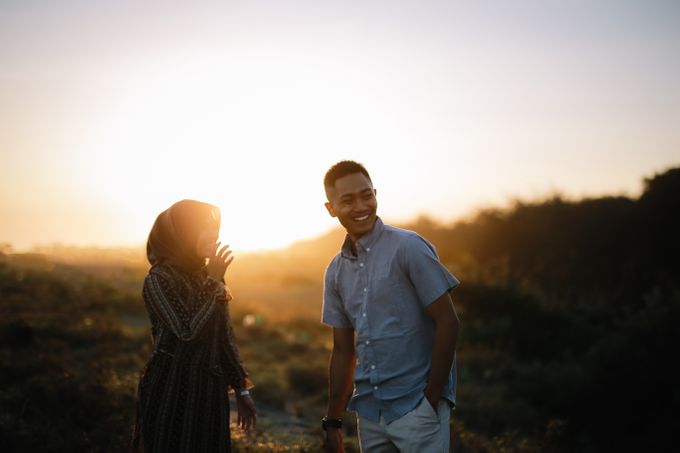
[{"xmin": 325, "ymin": 172, "xmax": 378, "ymax": 242}]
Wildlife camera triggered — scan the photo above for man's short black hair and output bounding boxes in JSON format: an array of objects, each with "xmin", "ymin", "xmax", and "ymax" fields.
[{"xmin": 324, "ymin": 160, "xmax": 372, "ymax": 194}]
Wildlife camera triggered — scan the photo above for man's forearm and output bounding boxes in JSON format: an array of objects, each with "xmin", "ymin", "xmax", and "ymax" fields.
[
  {"xmin": 327, "ymin": 349, "xmax": 355, "ymax": 418},
  {"xmin": 425, "ymin": 293, "xmax": 460, "ymax": 400},
  {"xmin": 426, "ymin": 320, "xmax": 458, "ymax": 398}
]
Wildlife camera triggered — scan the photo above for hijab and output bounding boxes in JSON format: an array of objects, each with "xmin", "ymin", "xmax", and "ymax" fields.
[{"xmin": 146, "ymin": 199, "xmax": 221, "ymax": 275}]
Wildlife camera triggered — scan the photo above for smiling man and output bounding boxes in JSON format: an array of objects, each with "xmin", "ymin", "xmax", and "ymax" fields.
[{"xmin": 321, "ymin": 160, "xmax": 461, "ymax": 453}]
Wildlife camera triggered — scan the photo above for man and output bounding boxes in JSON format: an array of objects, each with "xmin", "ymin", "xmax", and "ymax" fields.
[{"xmin": 321, "ymin": 160, "xmax": 461, "ymax": 453}]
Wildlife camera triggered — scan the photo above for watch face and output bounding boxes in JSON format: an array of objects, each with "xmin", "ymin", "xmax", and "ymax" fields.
[{"xmin": 322, "ymin": 418, "xmax": 342, "ymax": 430}]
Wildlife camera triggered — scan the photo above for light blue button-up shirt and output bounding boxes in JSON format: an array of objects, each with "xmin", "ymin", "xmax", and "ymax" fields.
[{"xmin": 322, "ymin": 217, "xmax": 460, "ymax": 423}]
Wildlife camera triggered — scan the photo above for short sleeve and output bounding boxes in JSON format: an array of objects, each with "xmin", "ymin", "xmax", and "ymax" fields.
[
  {"xmin": 321, "ymin": 260, "xmax": 353, "ymax": 328},
  {"xmin": 400, "ymin": 234, "xmax": 460, "ymax": 308}
]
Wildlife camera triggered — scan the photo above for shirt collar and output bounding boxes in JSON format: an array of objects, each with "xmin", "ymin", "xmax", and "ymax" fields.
[{"xmin": 340, "ymin": 217, "xmax": 385, "ymax": 259}]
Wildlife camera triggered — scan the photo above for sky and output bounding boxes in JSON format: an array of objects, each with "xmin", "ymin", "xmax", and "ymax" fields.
[{"xmin": 1, "ymin": 0, "xmax": 679, "ymax": 251}]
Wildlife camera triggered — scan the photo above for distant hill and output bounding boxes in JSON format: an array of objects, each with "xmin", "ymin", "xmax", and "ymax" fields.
[
  {"xmin": 4, "ymin": 165, "xmax": 678, "ymax": 319},
  {"xmin": 235, "ymin": 165, "xmax": 680, "ymax": 308}
]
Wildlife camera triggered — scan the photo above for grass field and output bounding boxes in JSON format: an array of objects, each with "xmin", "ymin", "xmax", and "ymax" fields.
[{"xmin": 2, "ymin": 168, "xmax": 678, "ymax": 451}]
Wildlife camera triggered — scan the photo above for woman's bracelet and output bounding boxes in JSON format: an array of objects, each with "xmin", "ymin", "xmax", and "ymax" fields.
[{"xmin": 236, "ymin": 389, "xmax": 250, "ymax": 398}]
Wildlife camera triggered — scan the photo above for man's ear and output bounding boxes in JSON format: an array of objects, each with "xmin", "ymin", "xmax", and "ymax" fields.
[{"xmin": 324, "ymin": 201, "xmax": 336, "ymax": 217}]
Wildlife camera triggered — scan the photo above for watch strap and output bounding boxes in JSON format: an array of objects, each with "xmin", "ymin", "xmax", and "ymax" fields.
[{"xmin": 322, "ymin": 416, "xmax": 343, "ymax": 430}]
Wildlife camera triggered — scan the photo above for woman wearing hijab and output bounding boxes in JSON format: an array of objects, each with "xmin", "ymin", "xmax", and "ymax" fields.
[{"xmin": 131, "ymin": 199, "xmax": 256, "ymax": 453}]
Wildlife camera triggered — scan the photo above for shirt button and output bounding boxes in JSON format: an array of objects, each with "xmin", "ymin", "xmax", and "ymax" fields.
[
  {"xmin": 365, "ymin": 340, "xmax": 370, "ymax": 345},
  {"xmin": 366, "ymin": 247, "xmax": 371, "ymax": 252},
  {"xmin": 359, "ymin": 263, "xmax": 364, "ymax": 267},
  {"xmin": 362, "ymin": 313, "xmax": 366, "ymax": 317},
  {"xmin": 363, "ymin": 288, "xmax": 367, "ymax": 293},
  {"xmin": 371, "ymin": 365, "xmax": 376, "ymax": 370},
  {"xmin": 373, "ymin": 385, "xmax": 378, "ymax": 390}
]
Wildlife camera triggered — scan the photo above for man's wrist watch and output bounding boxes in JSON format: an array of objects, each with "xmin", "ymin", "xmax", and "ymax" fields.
[{"xmin": 321, "ymin": 416, "xmax": 343, "ymax": 430}]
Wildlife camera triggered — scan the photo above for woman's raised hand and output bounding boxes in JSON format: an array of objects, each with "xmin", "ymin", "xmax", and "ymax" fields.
[{"xmin": 207, "ymin": 242, "xmax": 233, "ymax": 281}]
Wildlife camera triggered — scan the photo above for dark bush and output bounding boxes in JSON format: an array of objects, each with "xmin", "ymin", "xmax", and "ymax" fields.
[{"xmin": 287, "ymin": 363, "xmax": 327, "ymax": 396}]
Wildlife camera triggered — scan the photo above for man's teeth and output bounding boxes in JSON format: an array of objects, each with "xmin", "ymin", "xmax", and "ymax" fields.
[{"xmin": 354, "ymin": 215, "xmax": 370, "ymax": 221}]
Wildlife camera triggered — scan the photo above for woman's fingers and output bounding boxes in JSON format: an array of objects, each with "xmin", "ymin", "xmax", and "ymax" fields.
[
  {"xmin": 250, "ymin": 400, "xmax": 257, "ymax": 427},
  {"xmin": 237, "ymin": 398, "xmax": 257, "ymax": 431},
  {"xmin": 248, "ymin": 400, "xmax": 257, "ymax": 430},
  {"xmin": 220, "ymin": 250, "xmax": 232, "ymax": 262},
  {"xmin": 217, "ymin": 245, "xmax": 231, "ymax": 260},
  {"xmin": 238, "ymin": 415, "xmax": 253, "ymax": 431}
]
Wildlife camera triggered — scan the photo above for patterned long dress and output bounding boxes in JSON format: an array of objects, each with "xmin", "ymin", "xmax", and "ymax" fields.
[{"xmin": 131, "ymin": 263, "xmax": 249, "ymax": 453}]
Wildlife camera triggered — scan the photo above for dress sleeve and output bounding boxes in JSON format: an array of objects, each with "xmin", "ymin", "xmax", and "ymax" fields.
[
  {"xmin": 143, "ymin": 270, "xmax": 222, "ymax": 342},
  {"xmin": 218, "ymin": 298, "xmax": 252, "ymax": 390}
]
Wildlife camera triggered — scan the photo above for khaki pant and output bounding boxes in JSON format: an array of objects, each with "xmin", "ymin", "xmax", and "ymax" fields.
[{"xmin": 358, "ymin": 397, "xmax": 451, "ymax": 453}]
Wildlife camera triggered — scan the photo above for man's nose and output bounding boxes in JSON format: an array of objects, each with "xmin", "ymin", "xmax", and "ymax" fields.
[{"xmin": 354, "ymin": 198, "xmax": 367, "ymax": 212}]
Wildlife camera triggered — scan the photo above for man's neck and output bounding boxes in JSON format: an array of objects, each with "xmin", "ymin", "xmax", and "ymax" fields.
[{"xmin": 346, "ymin": 219, "xmax": 378, "ymax": 255}]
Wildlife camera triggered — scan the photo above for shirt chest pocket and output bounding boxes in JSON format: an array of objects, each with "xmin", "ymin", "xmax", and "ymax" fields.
[{"xmin": 368, "ymin": 277, "xmax": 405, "ymax": 336}]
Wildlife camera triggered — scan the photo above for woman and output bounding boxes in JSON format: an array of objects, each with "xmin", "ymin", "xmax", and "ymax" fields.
[{"xmin": 132, "ymin": 199, "xmax": 256, "ymax": 453}]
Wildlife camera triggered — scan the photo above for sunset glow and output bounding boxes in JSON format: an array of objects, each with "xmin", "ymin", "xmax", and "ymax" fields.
[{"xmin": 2, "ymin": 1, "xmax": 679, "ymax": 251}]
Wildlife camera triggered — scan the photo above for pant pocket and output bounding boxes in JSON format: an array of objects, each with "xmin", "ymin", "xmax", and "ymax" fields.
[{"xmin": 416, "ymin": 396, "xmax": 440, "ymax": 421}]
